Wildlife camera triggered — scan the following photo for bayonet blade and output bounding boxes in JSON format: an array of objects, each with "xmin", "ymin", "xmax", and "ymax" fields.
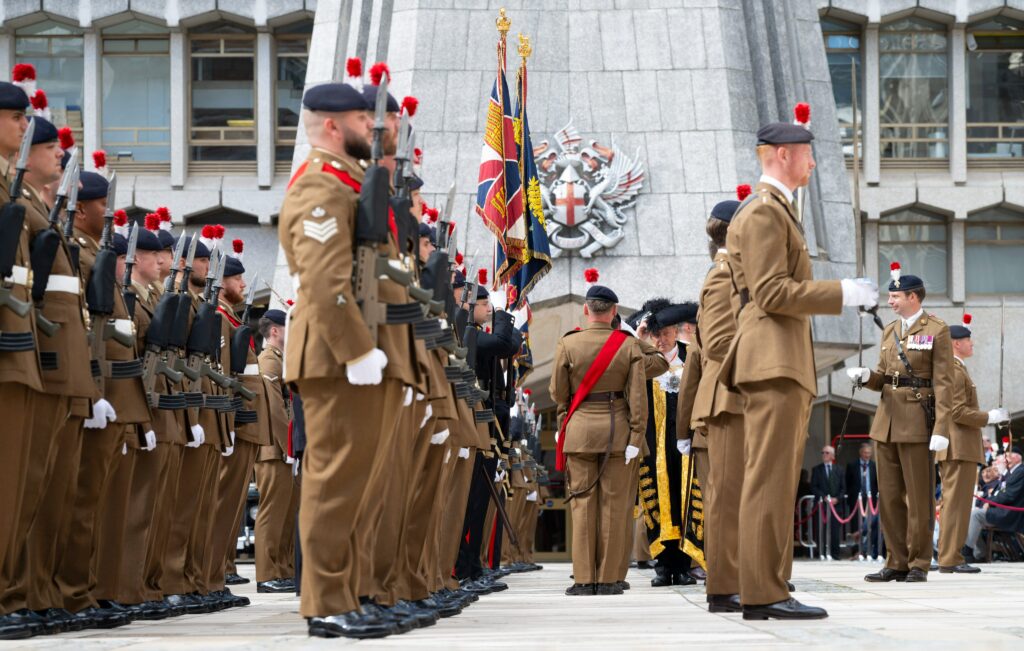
[
  {"xmin": 170, "ymin": 229, "xmax": 186, "ymax": 269},
  {"xmin": 395, "ymin": 114, "xmax": 410, "ymax": 163},
  {"xmin": 185, "ymin": 231, "xmax": 198, "ymax": 269},
  {"xmin": 215, "ymin": 250, "xmax": 227, "ymax": 286},
  {"xmin": 56, "ymin": 149, "xmax": 79, "ymax": 198},
  {"xmin": 206, "ymin": 248, "xmax": 219, "ymax": 281},
  {"xmin": 374, "ymin": 74, "xmax": 389, "ymax": 129},
  {"xmin": 245, "ymin": 273, "xmax": 258, "ymax": 307},
  {"xmin": 125, "ymin": 222, "xmax": 139, "ymax": 265},
  {"xmin": 104, "ymin": 172, "xmax": 118, "ymax": 216},
  {"xmin": 16, "ymin": 119, "xmax": 35, "ymax": 171},
  {"xmin": 66, "ymin": 163, "xmax": 81, "ymax": 210},
  {"xmin": 441, "ymin": 182, "xmax": 456, "ymax": 222}
]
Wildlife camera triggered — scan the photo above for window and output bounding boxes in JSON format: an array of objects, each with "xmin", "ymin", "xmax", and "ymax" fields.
[
  {"xmin": 966, "ymin": 17, "xmax": 1024, "ymax": 159},
  {"xmin": 102, "ymin": 20, "xmax": 171, "ymax": 166},
  {"xmin": 15, "ymin": 21, "xmax": 84, "ymax": 141},
  {"xmin": 877, "ymin": 208, "xmax": 948, "ymax": 295},
  {"xmin": 822, "ymin": 18, "xmax": 862, "ymax": 158},
  {"xmin": 966, "ymin": 208, "xmax": 1024, "ymax": 294},
  {"xmin": 879, "ymin": 18, "xmax": 949, "ymax": 160},
  {"xmin": 189, "ymin": 21, "xmax": 256, "ymax": 163},
  {"xmin": 275, "ymin": 21, "xmax": 312, "ymax": 164}
]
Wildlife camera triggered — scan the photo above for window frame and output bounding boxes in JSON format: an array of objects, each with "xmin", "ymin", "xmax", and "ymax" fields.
[
  {"xmin": 877, "ymin": 207, "xmax": 950, "ymax": 296},
  {"xmin": 273, "ymin": 22, "xmax": 312, "ymax": 154},
  {"xmin": 822, "ymin": 17, "xmax": 863, "ymax": 159},
  {"xmin": 965, "ymin": 17, "xmax": 1024, "ymax": 160},
  {"xmin": 14, "ymin": 20, "xmax": 86, "ymax": 146},
  {"xmin": 964, "ymin": 207, "xmax": 1024, "ymax": 295}
]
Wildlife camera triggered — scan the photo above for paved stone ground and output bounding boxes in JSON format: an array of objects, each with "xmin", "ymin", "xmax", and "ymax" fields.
[{"xmin": 10, "ymin": 560, "xmax": 1024, "ymax": 649}]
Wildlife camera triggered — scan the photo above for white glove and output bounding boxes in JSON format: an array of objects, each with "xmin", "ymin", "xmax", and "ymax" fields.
[
  {"xmin": 420, "ymin": 403, "xmax": 434, "ymax": 429},
  {"xmin": 222, "ymin": 430, "xmax": 236, "ymax": 457},
  {"xmin": 430, "ymin": 428, "xmax": 450, "ymax": 445},
  {"xmin": 846, "ymin": 367, "xmax": 870, "ymax": 386},
  {"xmin": 122, "ymin": 442, "xmax": 127, "ymax": 455},
  {"xmin": 458, "ymin": 447, "xmax": 470, "ymax": 459},
  {"xmin": 988, "ymin": 408, "xmax": 1010, "ymax": 425},
  {"xmin": 624, "ymin": 445, "xmax": 640, "ymax": 464},
  {"xmin": 841, "ymin": 278, "xmax": 879, "ymax": 308},
  {"xmin": 346, "ymin": 348, "xmax": 388, "ymax": 386},
  {"xmin": 929, "ymin": 434, "xmax": 950, "ymax": 452},
  {"xmin": 187, "ymin": 424, "xmax": 205, "ymax": 448},
  {"xmin": 511, "ymin": 402, "xmax": 522, "ymax": 418},
  {"xmin": 677, "ymin": 439, "xmax": 692, "ymax": 456},
  {"xmin": 494, "ymin": 469, "xmax": 506, "ymax": 483},
  {"xmin": 84, "ymin": 399, "xmax": 117, "ymax": 430},
  {"xmin": 403, "ymin": 386, "xmax": 414, "ymax": 406},
  {"xmin": 416, "ymin": 392, "xmax": 425, "ymax": 402},
  {"xmin": 143, "ymin": 430, "xmax": 157, "ymax": 451},
  {"xmin": 285, "ymin": 455, "xmax": 296, "ymax": 465},
  {"xmin": 526, "ymin": 490, "xmax": 538, "ymax": 502}
]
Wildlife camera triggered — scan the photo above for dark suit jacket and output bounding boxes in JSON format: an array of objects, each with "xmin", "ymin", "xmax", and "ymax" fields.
[
  {"xmin": 986, "ymin": 465, "xmax": 1024, "ymax": 533},
  {"xmin": 811, "ymin": 462, "xmax": 846, "ymax": 502},
  {"xmin": 844, "ymin": 459, "xmax": 878, "ymax": 509}
]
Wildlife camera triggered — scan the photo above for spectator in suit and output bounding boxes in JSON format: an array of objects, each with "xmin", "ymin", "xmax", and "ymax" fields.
[
  {"xmin": 964, "ymin": 447, "xmax": 1024, "ymax": 562},
  {"xmin": 811, "ymin": 446, "xmax": 846, "ymax": 559},
  {"xmin": 845, "ymin": 443, "xmax": 881, "ymax": 559},
  {"xmin": 983, "ymin": 436, "xmax": 995, "ymax": 466},
  {"xmin": 977, "ymin": 466, "xmax": 1001, "ymax": 506}
]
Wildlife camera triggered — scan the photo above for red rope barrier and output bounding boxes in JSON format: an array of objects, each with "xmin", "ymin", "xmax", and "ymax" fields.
[
  {"xmin": 975, "ymin": 496, "xmax": 1024, "ymax": 512},
  {"xmin": 827, "ymin": 499, "xmax": 858, "ymax": 525}
]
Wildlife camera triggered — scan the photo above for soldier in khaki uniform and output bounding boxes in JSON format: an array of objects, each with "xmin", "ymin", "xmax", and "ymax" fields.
[
  {"xmin": 254, "ymin": 309, "xmax": 298, "ymax": 592},
  {"xmin": 720, "ymin": 122, "xmax": 877, "ymax": 619},
  {"xmin": 550, "ymin": 284, "xmax": 648, "ymax": 596},
  {"xmin": 847, "ymin": 268, "xmax": 953, "ymax": 583},
  {"xmin": 936, "ymin": 316, "xmax": 1006, "ymax": 572}
]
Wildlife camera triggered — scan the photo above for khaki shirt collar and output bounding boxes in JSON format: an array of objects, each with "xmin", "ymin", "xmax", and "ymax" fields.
[
  {"xmin": 131, "ymin": 279, "xmax": 151, "ymax": 303},
  {"xmin": 586, "ymin": 320, "xmax": 613, "ymax": 332},
  {"xmin": 759, "ymin": 174, "xmax": 794, "ymax": 205},
  {"xmin": 309, "ymin": 147, "xmax": 365, "ymax": 182}
]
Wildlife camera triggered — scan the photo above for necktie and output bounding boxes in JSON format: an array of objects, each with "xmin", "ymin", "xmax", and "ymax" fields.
[{"xmin": 862, "ymin": 462, "xmax": 870, "ymax": 495}]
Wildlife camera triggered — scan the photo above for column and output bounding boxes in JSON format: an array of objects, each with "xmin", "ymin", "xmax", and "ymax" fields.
[
  {"xmin": 864, "ymin": 216, "xmax": 880, "ymax": 285},
  {"xmin": 170, "ymin": 30, "xmax": 187, "ymax": 189},
  {"xmin": 0, "ymin": 34, "xmax": 13, "ymax": 82},
  {"xmin": 949, "ymin": 26, "xmax": 967, "ymax": 184},
  {"xmin": 864, "ymin": 24, "xmax": 880, "ymax": 185},
  {"xmin": 82, "ymin": 30, "xmax": 101, "ymax": 164},
  {"xmin": 256, "ymin": 30, "xmax": 273, "ymax": 188},
  {"xmin": 950, "ymin": 215, "xmax": 965, "ymax": 304}
]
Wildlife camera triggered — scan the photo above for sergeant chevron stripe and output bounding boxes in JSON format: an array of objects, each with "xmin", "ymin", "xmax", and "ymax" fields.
[{"xmin": 303, "ymin": 217, "xmax": 338, "ymax": 244}]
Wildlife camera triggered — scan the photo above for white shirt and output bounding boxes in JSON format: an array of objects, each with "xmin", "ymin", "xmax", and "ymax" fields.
[
  {"xmin": 759, "ymin": 174, "xmax": 795, "ymax": 205},
  {"xmin": 902, "ymin": 308, "xmax": 924, "ymax": 334}
]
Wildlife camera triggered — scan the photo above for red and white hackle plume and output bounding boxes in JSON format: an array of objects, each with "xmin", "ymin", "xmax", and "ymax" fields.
[
  {"xmin": 113, "ymin": 210, "xmax": 130, "ymax": 238},
  {"xmin": 423, "ymin": 206, "xmax": 439, "ymax": 225},
  {"xmin": 58, "ymin": 126, "xmax": 75, "ymax": 152},
  {"xmin": 584, "ymin": 268, "xmax": 600, "ymax": 289},
  {"xmin": 93, "ymin": 150, "xmax": 108, "ymax": 178},
  {"xmin": 961, "ymin": 313, "xmax": 973, "ymax": 332},
  {"xmin": 231, "ymin": 238, "xmax": 244, "ymax": 262},
  {"xmin": 413, "ymin": 147, "xmax": 423, "ymax": 174},
  {"xmin": 144, "ymin": 212, "xmax": 161, "ymax": 234},
  {"xmin": 793, "ymin": 102, "xmax": 811, "ymax": 129},
  {"xmin": 455, "ymin": 251, "xmax": 466, "ymax": 275},
  {"xmin": 401, "ymin": 96, "xmax": 419, "ymax": 117},
  {"xmin": 12, "ymin": 63, "xmax": 36, "ymax": 98},
  {"xmin": 211, "ymin": 224, "xmax": 225, "ymax": 250},
  {"xmin": 345, "ymin": 57, "xmax": 363, "ymax": 90},
  {"xmin": 156, "ymin": 206, "xmax": 172, "ymax": 231},
  {"xmin": 29, "ymin": 88, "xmax": 51, "ymax": 122},
  {"xmin": 736, "ymin": 184, "xmax": 752, "ymax": 201},
  {"xmin": 477, "ymin": 268, "xmax": 488, "ymax": 289},
  {"xmin": 199, "ymin": 225, "xmax": 216, "ymax": 251},
  {"xmin": 890, "ymin": 261, "xmax": 901, "ymax": 288},
  {"xmin": 369, "ymin": 62, "xmax": 390, "ymax": 86}
]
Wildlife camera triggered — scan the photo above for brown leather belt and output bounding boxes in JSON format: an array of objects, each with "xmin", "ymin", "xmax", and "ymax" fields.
[{"xmin": 582, "ymin": 391, "xmax": 625, "ymax": 403}]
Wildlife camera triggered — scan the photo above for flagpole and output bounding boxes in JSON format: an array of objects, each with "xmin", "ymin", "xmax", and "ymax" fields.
[{"xmin": 495, "ymin": 8, "xmax": 510, "ymax": 292}]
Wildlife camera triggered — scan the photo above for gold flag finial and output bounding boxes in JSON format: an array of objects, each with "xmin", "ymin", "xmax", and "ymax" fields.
[
  {"xmin": 518, "ymin": 33, "xmax": 532, "ymax": 59},
  {"xmin": 496, "ymin": 8, "xmax": 511, "ymax": 36}
]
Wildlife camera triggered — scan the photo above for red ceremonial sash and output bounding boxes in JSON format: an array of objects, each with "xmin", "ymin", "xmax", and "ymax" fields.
[
  {"xmin": 555, "ymin": 329, "xmax": 628, "ymax": 471},
  {"xmin": 217, "ymin": 305, "xmax": 255, "ymax": 351},
  {"xmin": 321, "ymin": 163, "xmax": 399, "ymax": 244}
]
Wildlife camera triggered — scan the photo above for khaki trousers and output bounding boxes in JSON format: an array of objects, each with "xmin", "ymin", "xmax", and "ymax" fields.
[
  {"xmin": 938, "ymin": 460, "xmax": 979, "ymax": 568},
  {"xmin": 116, "ymin": 443, "xmax": 171, "ymax": 604},
  {"xmin": 255, "ymin": 458, "xmax": 297, "ymax": 582},
  {"xmin": 94, "ymin": 434, "xmax": 135, "ymax": 602},
  {"xmin": 57, "ymin": 422, "xmax": 128, "ymax": 612},
  {"xmin": 143, "ymin": 443, "xmax": 183, "ymax": 601},
  {"xmin": 29, "ymin": 413, "xmax": 84, "ymax": 610},
  {"xmin": 207, "ymin": 438, "xmax": 258, "ymax": 593},
  {"xmin": 501, "ymin": 488, "xmax": 526, "ymax": 565},
  {"xmin": 438, "ymin": 448, "xmax": 477, "ymax": 591},
  {"xmin": 295, "ymin": 377, "xmax": 403, "ymax": 618},
  {"xmin": 162, "ymin": 443, "xmax": 217, "ymax": 596},
  {"xmin": 704, "ymin": 412, "xmax": 744, "ymax": 596},
  {"xmin": 736, "ymin": 380, "xmax": 810, "ymax": 606},
  {"xmin": 565, "ymin": 452, "xmax": 637, "ymax": 584},
  {"xmin": 0, "ymin": 384, "xmax": 35, "ymax": 593},
  {"xmin": 876, "ymin": 440, "xmax": 933, "ymax": 572},
  {"xmin": 633, "ymin": 514, "xmax": 651, "ymax": 562},
  {"xmin": 404, "ymin": 430, "xmax": 447, "ymax": 601},
  {"xmin": 0, "ymin": 392, "xmax": 69, "ymax": 614},
  {"xmin": 522, "ymin": 496, "xmax": 539, "ymax": 563}
]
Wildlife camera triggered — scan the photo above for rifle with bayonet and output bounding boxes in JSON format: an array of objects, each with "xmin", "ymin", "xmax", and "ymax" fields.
[
  {"xmin": 63, "ymin": 160, "xmax": 82, "ymax": 273},
  {"xmin": 184, "ymin": 250, "xmax": 234, "ymax": 412},
  {"xmin": 121, "ymin": 222, "xmax": 139, "ymax": 319},
  {"xmin": 166, "ymin": 234, "xmax": 202, "ymax": 399},
  {"xmin": 0, "ymin": 118, "xmax": 35, "ymax": 319},
  {"xmin": 140, "ymin": 230, "xmax": 188, "ymax": 409},
  {"xmin": 226, "ymin": 273, "xmax": 258, "ymax": 405}
]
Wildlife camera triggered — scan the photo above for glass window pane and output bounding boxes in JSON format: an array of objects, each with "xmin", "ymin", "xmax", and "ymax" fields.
[
  {"xmin": 966, "ymin": 225, "xmax": 997, "ymax": 239},
  {"xmin": 276, "ymin": 56, "xmax": 306, "ymax": 132},
  {"xmin": 104, "ymin": 39, "xmax": 135, "ymax": 53},
  {"xmin": 16, "ymin": 20, "xmax": 82, "ymax": 37},
  {"xmin": 137, "ymin": 39, "xmax": 169, "ymax": 53},
  {"xmin": 15, "ymin": 37, "xmax": 49, "ymax": 56},
  {"xmin": 102, "ymin": 54, "xmax": 171, "ymax": 162},
  {"xmin": 879, "ymin": 21, "xmax": 949, "ymax": 159},
  {"xmin": 966, "ymin": 244, "xmax": 1024, "ymax": 293},
  {"xmin": 879, "ymin": 243, "xmax": 948, "ymax": 294},
  {"xmin": 191, "ymin": 57, "xmax": 255, "ymax": 131},
  {"xmin": 1002, "ymin": 224, "xmax": 1024, "ymax": 239},
  {"xmin": 51, "ymin": 37, "xmax": 83, "ymax": 55},
  {"xmin": 191, "ymin": 38, "xmax": 220, "ymax": 54},
  {"xmin": 190, "ymin": 145, "xmax": 256, "ymax": 161},
  {"xmin": 223, "ymin": 39, "xmax": 255, "ymax": 54},
  {"xmin": 966, "ymin": 50, "xmax": 1024, "ymax": 158},
  {"xmin": 19, "ymin": 56, "xmax": 84, "ymax": 132},
  {"xmin": 276, "ymin": 39, "xmax": 308, "ymax": 55},
  {"xmin": 103, "ymin": 19, "xmax": 170, "ymax": 35}
]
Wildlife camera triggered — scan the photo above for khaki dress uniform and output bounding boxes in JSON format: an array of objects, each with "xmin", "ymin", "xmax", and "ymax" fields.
[
  {"xmin": 279, "ymin": 148, "xmax": 414, "ymax": 618},
  {"xmin": 862, "ymin": 314, "xmax": 953, "ymax": 573},
  {"xmin": 436, "ymin": 399, "xmax": 485, "ymax": 593},
  {"xmin": 549, "ymin": 321, "xmax": 648, "ymax": 585},
  {"xmin": 693, "ymin": 249, "xmax": 746, "ymax": 597},
  {"xmin": 719, "ymin": 183, "xmax": 843, "ymax": 606},
  {"xmin": 0, "ymin": 184, "xmax": 94, "ymax": 615},
  {"xmin": 0, "ymin": 157, "xmax": 43, "ymax": 594},
  {"xmin": 935, "ymin": 358, "xmax": 986, "ymax": 568},
  {"xmin": 255, "ymin": 343, "xmax": 298, "ymax": 583}
]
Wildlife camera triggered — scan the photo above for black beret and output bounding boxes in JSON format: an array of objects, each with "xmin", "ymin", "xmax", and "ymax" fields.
[
  {"xmin": 756, "ymin": 122, "xmax": 814, "ymax": 146},
  {"xmin": 112, "ymin": 233, "xmax": 128, "ymax": 256},
  {"xmin": 585, "ymin": 285, "xmax": 618, "ymax": 304},
  {"xmin": 476, "ymin": 284, "xmax": 490, "ymax": 300},
  {"xmin": 156, "ymin": 228, "xmax": 175, "ymax": 250},
  {"xmin": 223, "ymin": 255, "xmax": 245, "ymax": 277},
  {"xmin": 136, "ymin": 228, "xmax": 162, "ymax": 252},
  {"xmin": 407, "ymin": 174, "xmax": 424, "ymax": 191},
  {"xmin": 264, "ymin": 309, "xmax": 286, "ymax": 326},
  {"xmin": 949, "ymin": 325, "xmax": 971, "ymax": 340},
  {"xmin": 0, "ymin": 82, "xmax": 29, "ymax": 110},
  {"xmin": 302, "ymin": 83, "xmax": 370, "ymax": 113},
  {"xmin": 888, "ymin": 274, "xmax": 924, "ymax": 293},
  {"xmin": 77, "ymin": 171, "xmax": 109, "ymax": 201},
  {"xmin": 178, "ymin": 234, "xmax": 210, "ymax": 259},
  {"xmin": 418, "ymin": 223, "xmax": 433, "ymax": 238},
  {"xmin": 452, "ymin": 270, "xmax": 466, "ymax": 289},
  {"xmin": 711, "ymin": 199, "xmax": 741, "ymax": 223},
  {"xmin": 30, "ymin": 116, "xmax": 58, "ymax": 145},
  {"xmin": 361, "ymin": 84, "xmax": 399, "ymax": 113},
  {"xmin": 1010, "ymin": 445, "xmax": 1024, "ymax": 456}
]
